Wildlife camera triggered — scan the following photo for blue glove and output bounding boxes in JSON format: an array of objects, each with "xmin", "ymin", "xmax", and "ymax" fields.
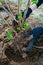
[{"xmin": 22, "ymin": 27, "xmax": 43, "ymax": 52}]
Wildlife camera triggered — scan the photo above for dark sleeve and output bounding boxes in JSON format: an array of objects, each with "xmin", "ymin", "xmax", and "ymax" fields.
[
  {"xmin": 15, "ymin": 0, "xmax": 43, "ymax": 20},
  {"xmin": 0, "ymin": 7, "xmax": 5, "ymax": 11},
  {"xmin": 22, "ymin": 0, "xmax": 43, "ymax": 19},
  {"xmin": 13, "ymin": 20, "xmax": 18, "ymax": 27},
  {"xmin": 36, "ymin": 0, "xmax": 43, "ymax": 8},
  {"xmin": 25, "ymin": 8, "xmax": 32, "ymax": 19},
  {"xmin": 21, "ymin": 8, "xmax": 32, "ymax": 19}
]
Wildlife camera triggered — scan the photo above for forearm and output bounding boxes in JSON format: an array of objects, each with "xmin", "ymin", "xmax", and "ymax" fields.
[
  {"xmin": 23, "ymin": 0, "xmax": 43, "ymax": 19},
  {"xmin": 13, "ymin": 0, "xmax": 43, "ymax": 26},
  {"xmin": 22, "ymin": 37, "xmax": 37, "ymax": 52}
]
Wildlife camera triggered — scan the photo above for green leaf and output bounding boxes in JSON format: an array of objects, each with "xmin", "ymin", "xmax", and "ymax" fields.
[
  {"xmin": 17, "ymin": 27, "xmax": 21, "ymax": 31},
  {"xmin": 23, "ymin": 21, "xmax": 31, "ymax": 29},
  {"xmin": 6, "ymin": 34, "xmax": 12, "ymax": 40},
  {"xmin": 18, "ymin": 13, "xmax": 22, "ymax": 20},
  {"xmin": 31, "ymin": 0, "xmax": 38, "ymax": 4},
  {"xmin": 0, "ymin": 0, "xmax": 2, "ymax": 2},
  {"xmin": 6, "ymin": 29, "xmax": 13, "ymax": 40},
  {"xmin": 0, "ymin": 0, "xmax": 2, "ymax": 5}
]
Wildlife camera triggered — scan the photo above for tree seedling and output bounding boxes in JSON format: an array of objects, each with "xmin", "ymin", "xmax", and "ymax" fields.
[
  {"xmin": 18, "ymin": 13, "xmax": 22, "ymax": 20},
  {"xmin": 6, "ymin": 29, "xmax": 13, "ymax": 40},
  {"xmin": 23, "ymin": 21, "xmax": 31, "ymax": 29}
]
